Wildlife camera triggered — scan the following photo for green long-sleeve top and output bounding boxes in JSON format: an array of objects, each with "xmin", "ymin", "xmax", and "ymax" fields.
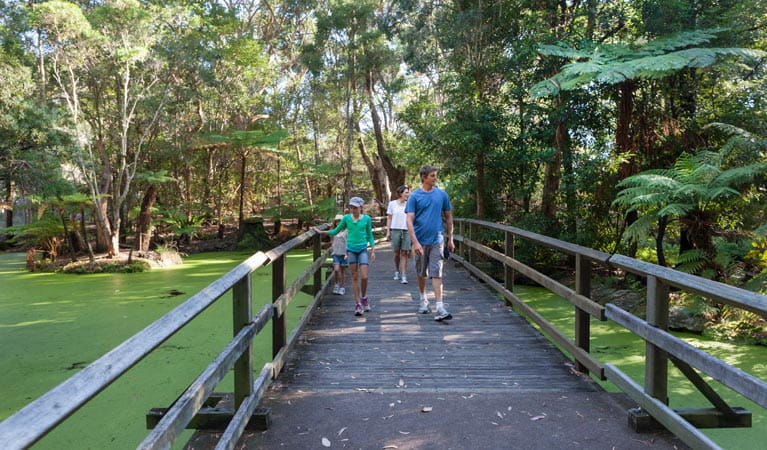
[{"xmin": 328, "ymin": 214, "xmax": 375, "ymax": 253}]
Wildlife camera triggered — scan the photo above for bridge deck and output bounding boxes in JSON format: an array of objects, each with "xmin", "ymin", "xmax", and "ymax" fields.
[{"xmin": 186, "ymin": 244, "xmax": 686, "ymax": 449}]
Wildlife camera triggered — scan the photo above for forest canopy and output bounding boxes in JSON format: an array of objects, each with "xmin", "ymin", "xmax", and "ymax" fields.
[{"xmin": 1, "ymin": 0, "xmax": 766, "ymax": 296}]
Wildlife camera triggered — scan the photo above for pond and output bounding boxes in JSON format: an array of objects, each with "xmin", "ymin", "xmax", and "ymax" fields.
[{"xmin": 0, "ymin": 250, "xmax": 315, "ymax": 449}]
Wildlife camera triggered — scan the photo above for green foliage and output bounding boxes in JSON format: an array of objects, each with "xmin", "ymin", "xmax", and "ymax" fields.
[
  {"xmin": 1, "ymin": 216, "xmax": 64, "ymax": 255},
  {"xmin": 532, "ymin": 29, "xmax": 765, "ymax": 98},
  {"xmin": 613, "ymin": 149, "xmax": 767, "ymax": 249}
]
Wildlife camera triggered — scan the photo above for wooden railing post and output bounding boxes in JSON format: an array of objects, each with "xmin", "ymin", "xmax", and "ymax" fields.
[
  {"xmin": 232, "ymin": 273, "xmax": 253, "ymax": 409},
  {"xmin": 645, "ymin": 275, "xmax": 670, "ymax": 404},
  {"xmin": 504, "ymin": 230, "xmax": 515, "ymax": 298},
  {"xmin": 458, "ymin": 220, "xmax": 464, "ymax": 260},
  {"xmin": 272, "ymin": 254, "xmax": 287, "ymax": 358},
  {"xmin": 574, "ymin": 255, "xmax": 591, "ymax": 374},
  {"xmin": 467, "ymin": 222, "xmax": 474, "ymax": 266},
  {"xmin": 313, "ymin": 233, "xmax": 322, "ymax": 294}
]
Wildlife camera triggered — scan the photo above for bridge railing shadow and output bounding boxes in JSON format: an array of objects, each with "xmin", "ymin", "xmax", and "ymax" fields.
[
  {"xmin": 454, "ymin": 218, "xmax": 767, "ymax": 450},
  {"xmin": 0, "ymin": 224, "xmax": 336, "ymax": 450}
]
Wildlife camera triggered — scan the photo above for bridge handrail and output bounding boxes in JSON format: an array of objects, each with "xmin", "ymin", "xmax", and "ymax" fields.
[
  {"xmin": 453, "ymin": 217, "xmax": 767, "ymax": 450},
  {"xmin": 0, "ymin": 225, "xmax": 331, "ymax": 450}
]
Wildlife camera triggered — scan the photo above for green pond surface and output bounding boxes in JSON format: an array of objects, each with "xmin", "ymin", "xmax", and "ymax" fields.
[
  {"xmin": 514, "ymin": 285, "xmax": 767, "ymax": 450},
  {"xmin": 0, "ymin": 250, "xmax": 316, "ymax": 449},
  {"xmin": 2, "ymin": 252, "xmax": 766, "ymax": 449}
]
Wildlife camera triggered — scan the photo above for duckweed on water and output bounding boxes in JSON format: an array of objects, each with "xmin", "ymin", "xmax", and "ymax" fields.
[{"xmin": 1, "ymin": 250, "xmax": 315, "ymax": 449}]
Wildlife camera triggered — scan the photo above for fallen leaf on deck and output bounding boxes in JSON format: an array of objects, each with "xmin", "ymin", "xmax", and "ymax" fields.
[
  {"xmin": 531, "ymin": 415, "xmax": 546, "ymax": 421},
  {"xmin": 398, "ymin": 379, "xmax": 405, "ymax": 387},
  {"xmin": 496, "ymin": 411, "xmax": 504, "ymax": 419},
  {"xmin": 491, "ymin": 421, "xmax": 499, "ymax": 426},
  {"xmin": 398, "ymin": 431, "xmax": 410, "ymax": 435},
  {"xmin": 322, "ymin": 437, "xmax": 331, "ymax": 447},
  {"xmin": 383, "ymin": 446, "xmax": 398, "ymax": 449},
  {"xmin": 422, "ymin": 406, "xmax": 433, "ymax": 412},
  {"xmin": 337, "ymin": 427, "xmax": 347, "ymax": 436}
]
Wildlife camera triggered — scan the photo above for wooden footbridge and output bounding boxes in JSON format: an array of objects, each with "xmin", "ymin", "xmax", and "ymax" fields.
[{"xmin": 2, "ymin": 219, "xmax": 767, "ymax": 449}]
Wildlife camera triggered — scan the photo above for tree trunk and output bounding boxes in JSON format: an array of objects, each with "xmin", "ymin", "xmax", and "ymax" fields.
[
  {"xmin": 365, "ymin": 71, "xmax": 404, "ymax": 193},
  {"xmin": 136, "ymin": 185, "xmax": 157, "ymax": 254},
  {"xmin": 476, "ymin": 151, "xmax": 486, "ymax": 218},
  {"xmin": 80, "ymin": 206, "xmax": 95, "ymax": 264},
  {"xmin": 656, "ymin": 215, "xmax": 668, "ymax": 267},
  {"xmin": 238, "ymin": 149, "xmax": 247, "ymax": 235},
  {"xmin": 355, "ymin": 123, "xmax": 388, "ymax": 215},
  {"xmin": 542, "ymin": 103, "xmax": 567, "ymax": 220},
  {"xmin": 4, "ymin": 176, "xmax": 12, "ymax": 228}
]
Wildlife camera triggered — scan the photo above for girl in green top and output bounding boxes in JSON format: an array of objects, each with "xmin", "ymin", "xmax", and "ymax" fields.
[{"xmin": 315, "ymin": 197, "xmax": 376, "ymax": 316}]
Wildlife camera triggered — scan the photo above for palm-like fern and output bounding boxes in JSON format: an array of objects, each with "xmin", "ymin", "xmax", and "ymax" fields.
[
  {"xmin": 532, "ymin": 29, "xmax": 765, "ymax": 98},
  {"xmin": 613, "ymin": 150, "xmax": 767, "ymax": 273}
]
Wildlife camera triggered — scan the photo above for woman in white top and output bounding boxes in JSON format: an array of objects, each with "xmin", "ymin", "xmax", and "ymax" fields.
[{"xmin": 386, "ymin": 185, "xmax": 412, "ymax": 284}]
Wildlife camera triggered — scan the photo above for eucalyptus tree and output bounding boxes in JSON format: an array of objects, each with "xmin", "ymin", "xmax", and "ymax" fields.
[{"xmin": 29, "ymin": 0, "xmax": 174, "ymax": 256}]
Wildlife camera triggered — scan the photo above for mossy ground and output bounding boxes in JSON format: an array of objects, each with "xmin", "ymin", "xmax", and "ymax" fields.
[{"xmin": 1, "ymin": 250, "xmax": 316, "ymax": 449}]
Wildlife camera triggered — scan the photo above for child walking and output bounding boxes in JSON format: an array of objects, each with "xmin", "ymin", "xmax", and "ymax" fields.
[
  {"xmin": 330, "ymin": 215, "xmax": 348, "ymax": 295},
  {"xmin": 315, "ymin": 197, "xmax": 376, "ymax": 316}
]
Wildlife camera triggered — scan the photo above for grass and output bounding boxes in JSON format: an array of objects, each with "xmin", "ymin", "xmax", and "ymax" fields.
[
  {"xmin": 514, "ymin": 285, "xmax": 767, "ymax": 450},
  {"xmin": 0, "ymin": 250, "xmax": 317, "ymax": 449}
]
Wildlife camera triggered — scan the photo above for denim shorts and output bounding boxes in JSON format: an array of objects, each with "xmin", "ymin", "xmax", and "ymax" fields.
[
  {"xmin": 346, "ymin": 249, "xmax": 370, "ymax": 266},
  {"xmin": 332, "ymin": 254, "xmax": 348, "ymax": 267}
]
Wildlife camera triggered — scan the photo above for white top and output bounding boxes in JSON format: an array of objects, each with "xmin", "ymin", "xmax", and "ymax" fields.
[
  {"xmin": 387, "ymin": 199, "xmax": 408, "ymax": 230},
  {"xmin": 331, "ymin": 230, "xmax": 347, "ymax": 255}
]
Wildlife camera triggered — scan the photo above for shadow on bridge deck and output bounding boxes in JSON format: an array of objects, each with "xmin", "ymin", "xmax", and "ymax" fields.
[{"xmin": 187, "ymin": 244, "xmax": 687, "ymax": 449}]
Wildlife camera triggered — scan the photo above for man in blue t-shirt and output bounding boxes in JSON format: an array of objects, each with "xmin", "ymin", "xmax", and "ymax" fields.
[{"xmin": 406, "ymin": 165, "xmax": 454, "ymax": 321}]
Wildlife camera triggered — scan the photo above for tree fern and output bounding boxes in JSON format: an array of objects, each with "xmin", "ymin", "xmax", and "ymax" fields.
[{"xmin": 532, "ymin": 29, "xmax": 765, "ymax": 98}]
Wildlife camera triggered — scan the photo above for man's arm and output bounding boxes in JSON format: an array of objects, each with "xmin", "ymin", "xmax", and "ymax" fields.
[
  {"xmin": 443, "ymin": 210, "xmax": 455, "ymax": 251},
  {"xmin": 407, "ymin": 211, "xmax": 422, "ymax": 255}
]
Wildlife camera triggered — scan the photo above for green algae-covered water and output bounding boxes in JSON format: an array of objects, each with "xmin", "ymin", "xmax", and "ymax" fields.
[
  {"xmin": 0, "ymin": 250, "xmax": 316, "ymax": 449},
  {"xmin": 515, "ymin": 285, "xmax": 767, "ymax": 450},
  {"xmin": 3, "ymin": 252, "xmax": 766, "ymax": 449}
]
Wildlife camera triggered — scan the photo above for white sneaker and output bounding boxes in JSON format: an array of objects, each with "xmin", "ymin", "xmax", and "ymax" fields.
[
  {"xmin": 400, "ymin": 276, "xmax": 408, "ymax": 284},
  {"xmin": 417, "ymin": 300, "xmax": 431, "ymax": 314},
  {"xmin": 339, "ymin": 287, "xmax": 346, "ymax": 295},
  {"xmin": 332, "ymin": 284, "xmax": 340, "ymax": 295},
  {"xmin": 393, "ymin": 270, "xmax": 400, "ymax": 280},
  {"xmin": 435, "ymin": 306, "xmax": 452, "ymax": 322}
]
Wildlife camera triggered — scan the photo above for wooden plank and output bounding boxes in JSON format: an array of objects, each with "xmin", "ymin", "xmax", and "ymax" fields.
[
  {"xmin": 608, "ymin": 254, "xmax": 767, "ymax": 317},
  {"xmin": 645, "ymin": 276, "xmax": 670, "ymax": 404},
  {"xmin": 459, "ymin": 238, "xmax": 605, "ymax": 320},
  {"xmin": 272, "ymin": 247, "xmax": 331, "ymax": 317},
  {"xmin": 455, "ymin": 218, "xmax": 612, "ymax": 263},
  {"xmin": 0, "ymin": 251, "xmax": 269, "ymax": 450},
  {"xmin": 452, "ymin": 254, "xmax": 605, "ymax": 380},
  {"xmin": 606, "ymin": 304, "xmax": 767, "ymax": 408},
  {"xmin": 263, "ymin": 226, "xmax": 326, "ymax": 261},
  {"xmin": 232, "ymin": 274, "xmax": 253, "ymax": 409},
  {"xmin": 575, "ymin": 255, "xmax": 591, "ymax": 374},
  {"xmin": 272, "ymin": 254, "xmax": 286, "ymax": 357},
  {"xmin": 138, "ymin": 304, "xmax": 272, "ymax": 449},
  {"xmin": 213, "ymin": 365, "xmax": 273, "ymax": 450},
  {"xmin": 146, "ymin": 406, "xmax": 270, "ymax": 432},
  {"xmin": 271, "ymin": 273, "xmax": 334, "ymax": 377},
  {"xmin": 669, "ymin": 356, "xmax": 738, "ymax": 416},
  {"xmin": 604, "ymin": 364, "xmax": 723, "ymax": 450}
]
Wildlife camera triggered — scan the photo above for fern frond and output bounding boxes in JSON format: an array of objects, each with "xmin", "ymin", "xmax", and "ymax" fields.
[
  {"xmin": 623, "ymin": 211, "xmax": 658, "ymax": 243},
  {"xmin": 658, "ymin": 202, "xmax": 694, "ymax": 217},
  {"xmin": 639, "ymin": 28, "xmax": 725, "ymax": 54},
  {"xmin": 713, "ymin": 164, "xmax": 767, "ymax": 187},
  {"xmin": 538, "ymin": 44, "xmax": 592, "ymax": 59}
]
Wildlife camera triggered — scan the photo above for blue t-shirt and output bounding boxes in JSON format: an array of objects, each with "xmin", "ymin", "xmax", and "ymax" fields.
[{"xmin": 405, "ymin": 187, "xmax": 452, "ymax": 246}]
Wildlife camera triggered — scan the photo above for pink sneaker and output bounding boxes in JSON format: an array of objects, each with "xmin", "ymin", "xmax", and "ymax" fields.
[
  {"xmin": 354, "ymin": 303, "xmax": 363, "ymax": 316},
  {"xmin": 361, "ymin": 296, "xmax": 371, "ymax": 312}
]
